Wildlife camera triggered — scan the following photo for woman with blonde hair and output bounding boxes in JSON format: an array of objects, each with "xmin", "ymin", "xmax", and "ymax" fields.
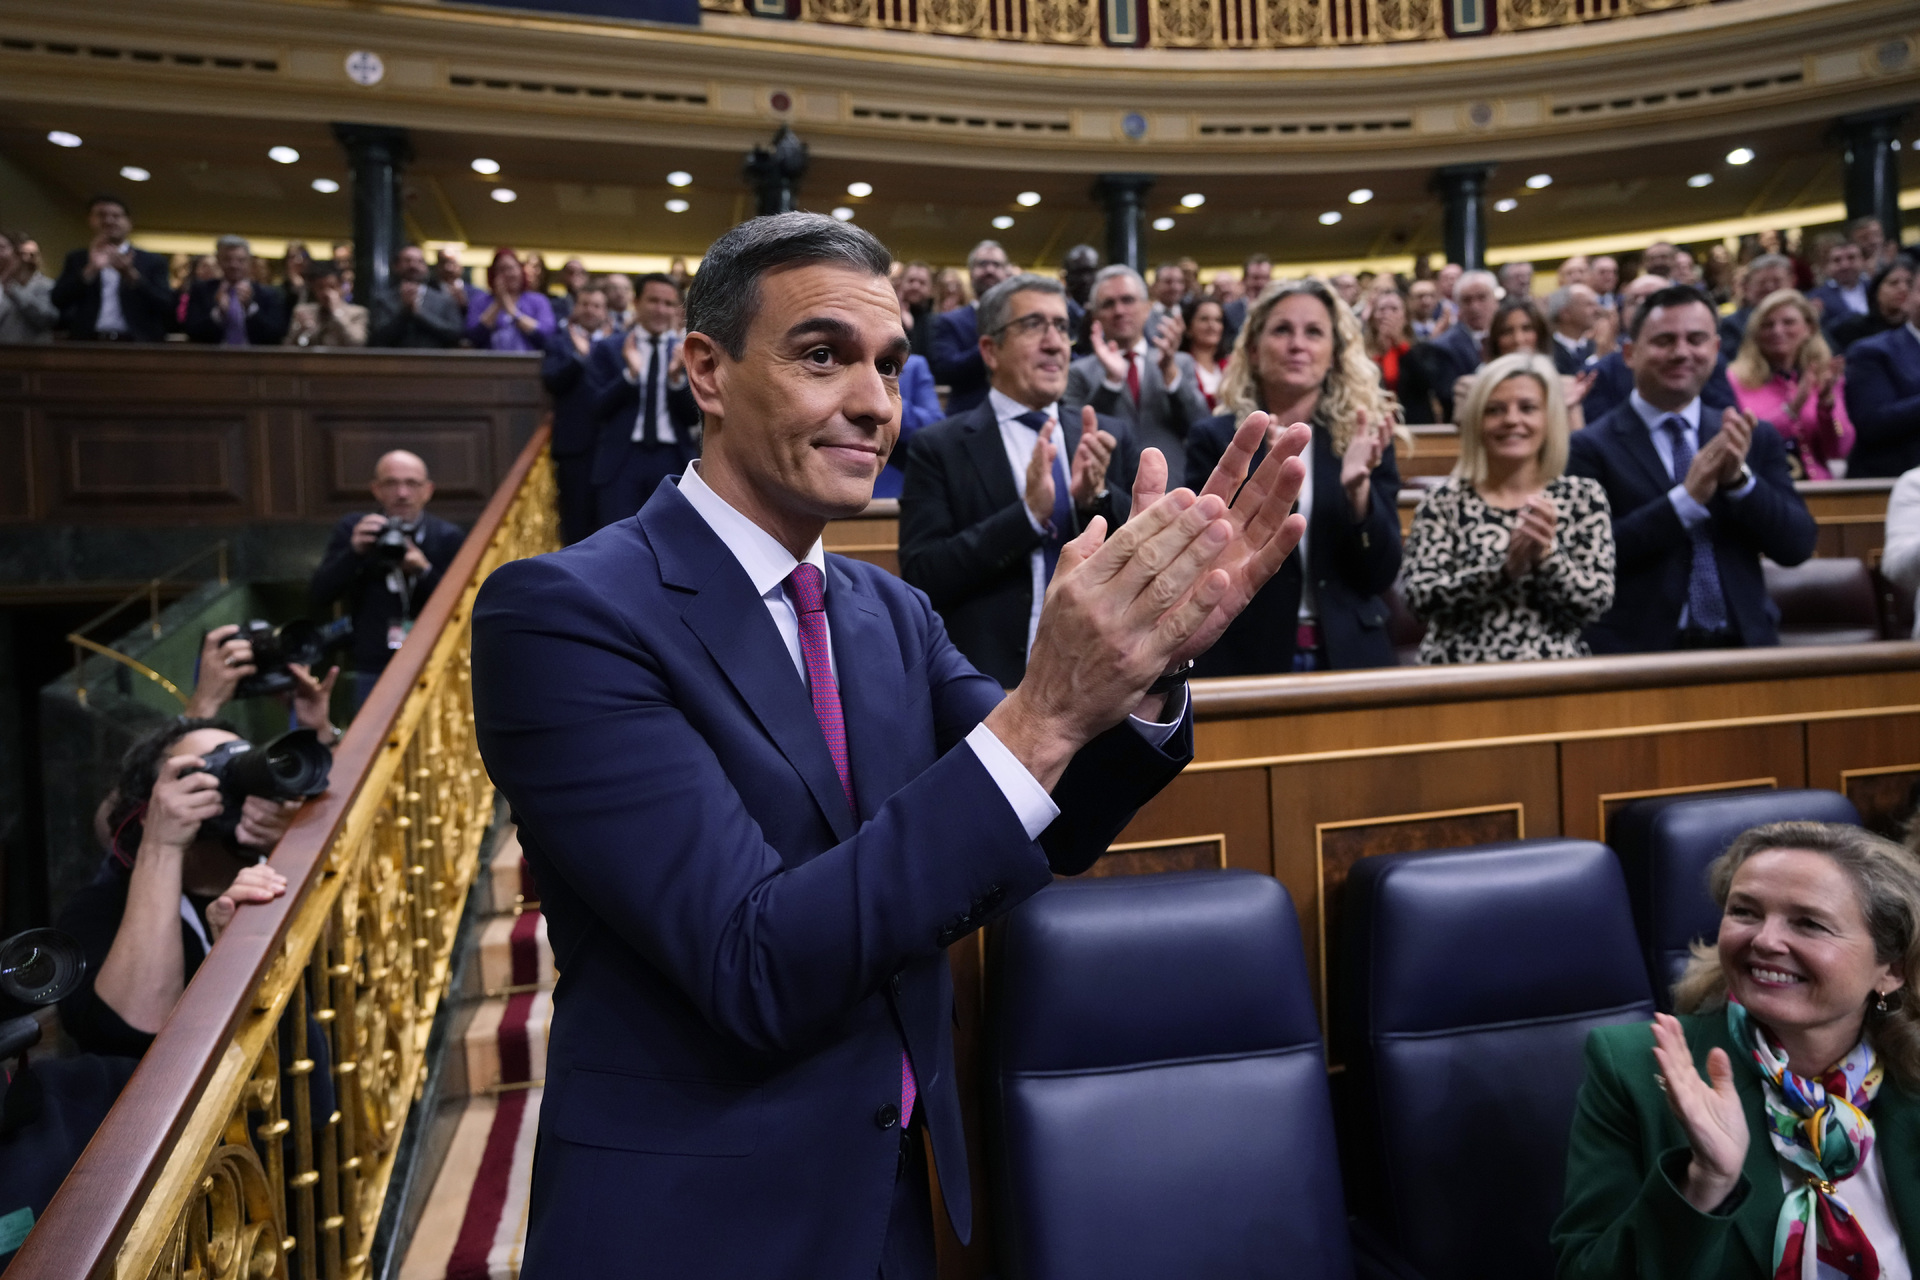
[
  {"xmin": 1556, "ymin": 821, "xmax": 1920, "ymax": 1279},
  {"xmin": 1401, "ymin": 353, "xmax": 1614, "ymax": 663},
  {"xmin": 933, "ymin": 267, "xmax": 972, "ymax": 314},
  {"xmin": 1183, "ymin": 277, "xmax": 1408, "ymax": 674},
  {"xmin": 1729, "ymin": 288, "xmax": 1854, "ymax": 479}
]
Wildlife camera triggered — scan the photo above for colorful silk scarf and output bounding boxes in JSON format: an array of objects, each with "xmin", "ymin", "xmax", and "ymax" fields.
[{"xmin": 1727, "ymin": 999, "xmax": 1884, "ymax": 1280}]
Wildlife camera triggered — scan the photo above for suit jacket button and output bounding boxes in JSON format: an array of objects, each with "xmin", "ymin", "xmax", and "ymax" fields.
[
  {"xmin": 890, "ymin": 974, "xmax": 902, "ymax": 995},
  {"xmin": 875, "ymin": 1103, "xmax": 900, "ymax": 1130}
]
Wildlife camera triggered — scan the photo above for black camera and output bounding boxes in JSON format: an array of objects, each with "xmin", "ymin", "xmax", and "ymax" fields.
[
  {"xmin": 196, "ymin": 729, "xmax": 333, "ymax": 842},
  {"xmin": 371, "ymin": 518, "xmax": 414, "ymax": 566},
  {"xmin": 0, "ymin": 929, "xmax": 87, "ymax": 1060},
  {"xmin": 229, "ymin": 617, "xmax": 352, "ymax": 699}
]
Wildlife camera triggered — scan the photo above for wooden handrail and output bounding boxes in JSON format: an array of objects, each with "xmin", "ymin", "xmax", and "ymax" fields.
[{"xmin": 8, "ymin": 427, "xmax": 556, "ymax": 1280}]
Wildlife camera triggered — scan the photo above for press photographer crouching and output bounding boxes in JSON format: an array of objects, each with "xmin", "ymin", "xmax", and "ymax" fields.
[{"xmin": 308, "ymin": 449, "xmax": 465, "ymax": 712}]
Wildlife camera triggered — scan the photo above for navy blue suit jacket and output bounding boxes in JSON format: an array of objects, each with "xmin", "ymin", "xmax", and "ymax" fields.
[
  {"xmin": 1843, "ymin": 324, "xmax": 1920, "ymax": 478},
  {"xmin": 1567, "ymin": 402, "xmax": 1816, "ymax": 652},
  {"xmin": 470, "ymin": 480, "xmax": 1191, "ymax": 1278},
  {"xmin": 539, "ymin": 328, "xmax": 611, "ymax": 459},
  {"xmin": 1580, "ymin": 350, "xmax": 1736, "ymax": 426},
  {"xmin": 584, "ymin": 331, "xmax": 700, "ymax": 485},
  {"xmin": 931, "ymin": 304, "xmax": 988, "ymax": 414}
]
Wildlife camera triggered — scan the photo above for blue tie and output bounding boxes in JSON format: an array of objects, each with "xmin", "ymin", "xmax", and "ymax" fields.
[
  {"xmin": 1660, "ymin": 416, "xmax": 1728, "ymax": 632},
  {"xmin": 1015, "ymin": 410, "xmax": 1074, "ymax": 582}
]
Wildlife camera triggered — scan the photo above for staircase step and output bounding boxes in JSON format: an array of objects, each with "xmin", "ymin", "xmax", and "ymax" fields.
[
  {"xmin": 486, "ymin": 830, "xmax": 538, "ymax": 916},
  {"xmin": 462, "ymin": 992, "xmax": 552, "ymax": 1095},
  {"xmin": 399, "ymin": 1087, "xmax": 543, "ymax": 1280},
  {"xmin": 477, "ymin": 911, "xmax": 553, "ymax": 996}
]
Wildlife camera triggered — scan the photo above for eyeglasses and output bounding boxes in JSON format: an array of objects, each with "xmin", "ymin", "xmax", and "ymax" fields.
[{"xmin": 992, "ymin": 313, "xmax": 1075, "ymax": 340}]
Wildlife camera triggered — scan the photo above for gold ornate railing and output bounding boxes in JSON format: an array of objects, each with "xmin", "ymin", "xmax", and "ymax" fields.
[
  {"xmin": 9, "ymin": 429, "xmax": 559, "ymax": 1280},
  {"xmin": 703, "ymin": 0, "xmax": 1720, "ymax": 44}
]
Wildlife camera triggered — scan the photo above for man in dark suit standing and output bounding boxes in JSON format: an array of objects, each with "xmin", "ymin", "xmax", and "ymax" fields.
[
  {"xmin": 50, "ymin": 195, "xmax": 174, "ymax": 342},
  {"xmin": 469, "ymin": 211, "xmax": 1311, "ymax": 1280},
  {"xmin": 541, "ymin": 281, "xmax": 615, "ymax": 544},
  {"xmin": 369, "ymin": 245, "xmax": 464, "ymax": 348},
  {"xmin": 929, "ymin": 239, "xmax": 1013, "ymax": 414},
  {"xmin": 1062, "ymin": 264, "xmax": 1210, "ymax": 484},
  {"xmin": 585, "ymin": 272, "xmax": 699, "ymax": 529},
  {"xmin": 1222, "ymin": 252, "xmax": 1272, "ymax": 341},
  {"xmin": 1569, "ymin": 285, "xmax": 1816, "ymax": 652},
  {"xmin": 1843, "ymin": 280, "xmax": 1920, "ymax": 478},
  {"xmin": 1400, "ymin": 268, "xmax": 1498, "ymax": 422},
  {"xmin": 1545, "ymin": 284, "xmax": 1597, "ymax": 375},
  {"xmin": 1808, "ymin": 237, "xmax": 1870, "ymax": 329},
  {"xmin": 180, "ymin": 236, "xmax": 289, "ymax": 346},
  {"xmin": 308, "ymin": 450, "xmax": 466, "ymax": 709},
  {"xmin": 899, "ymin": 273, "xmax": 1134, "ymax": 688}
]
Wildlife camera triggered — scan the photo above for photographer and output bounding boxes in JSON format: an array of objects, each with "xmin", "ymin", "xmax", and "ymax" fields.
[
  {"xmin": 183, "ymin": 622, "xmax": 340, "ymax": 733},
  {"xmin": 308, "ymin": 450, "xmax": 465, "ymax": 710}
]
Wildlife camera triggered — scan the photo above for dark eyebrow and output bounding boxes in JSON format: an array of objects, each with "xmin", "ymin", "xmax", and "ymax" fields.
[{"xmin": 783, "ymin": 316, "xmax": 910, "ymax": 367}]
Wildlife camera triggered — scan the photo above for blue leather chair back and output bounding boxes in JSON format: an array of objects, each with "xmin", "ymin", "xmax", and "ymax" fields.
[
  {"xmin": 987, "ymin": 870, "xmax": 1353, "ymax": 1280},
  {"xmin": 1335, "ymin": 840, "xmax": 1653, "ymax": 1280},
  {"xmin": 1607, "ymin": 788, "xmax": 1861, "ymax": 1008}
]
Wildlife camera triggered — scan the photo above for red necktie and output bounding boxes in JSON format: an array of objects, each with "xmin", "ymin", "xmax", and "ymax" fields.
[
  {"xmin": 784, "ymin": 564, "xmax": 915, "ymax": 1127},
  {"xmin": 1125, "ymin": 350, "xmax": 1141, "ymax": 405}
]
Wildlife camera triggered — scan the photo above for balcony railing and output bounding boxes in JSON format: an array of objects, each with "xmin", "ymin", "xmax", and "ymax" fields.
[
  {"xmin": 703, "ymin": 0, "xmax": 1718, "ymax": 46},
  {"xmin": 7, "ymin": 429, "xmax": 560, "ymax": 1280}
]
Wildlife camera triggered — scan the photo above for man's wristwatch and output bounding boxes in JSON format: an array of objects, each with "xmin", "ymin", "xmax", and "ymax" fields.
[
  {"xmin": 1721, "ymin": 463, "xmax": 1754, "ymax": 491},
  {"xmin": 1146, "ymin": 660, "xmax": 1195, "ymax": 697}
]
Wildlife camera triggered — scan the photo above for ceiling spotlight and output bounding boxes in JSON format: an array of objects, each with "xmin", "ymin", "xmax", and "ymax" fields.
[
  {"xmin": 119, "ymin": 165, "xmax": 151, "ymax": 183},
  {"xmin": 1494, "ymin": 197, "xmax": 1519, "ymax": 212},
  {"xmin": 1687, "ymin": 173, "xmax": 1715, "ymax": 188},
  {"xmin": 665, "ymin": 198, "xmax": 690, "ymax": 213},
  {"xmin": 1525, "ymin": 173, "xmax": 1552, "ymax": 189},
  {"xmin": 1016, "ymin": 191, "xmax": 1042, "ymax": 207},
  {"xmin": 832, "ymin": 206, "xmax": 856, "ymax": 221},
  {"xmin": 1318, "ymin": 211, "xmax": 1342, "ymax": 225},
  {"xmin": 1347, "ymin": 188, "xmax": 1374, "ymax": 204},
  {"xmin": 47, "ymin": 130, "xmax": 81, "ymax": 148},
  {"xmin": 1727, "ymin": 146, "xmax": 1755, "ymax": 165},
  {"xmin": 490, "ymin": 187, "xmax": 517, "ymax": 203},
  {"xmin": 1152, "ymin": 216, "xmax": 1176, "ymax": 231},
  {"xmin": 471, "ymin": 157, "xmax": 501, "ymax": 175},
  {"xmin": 311, "ymin": 177, "xmax": 341, "ymax": 194},
  {"xmin": 992, "ymin": 215, "xmax": 1016, "ymax": 230},
  {"xmin": 666, "ymin": 170, "xmax": 692, "ymax": 187},
  {"xmin": 847, "ymin": 181, "xmax": 873, "ymax": 198},
  {"xmin": 1179, "ymin": 193, "xmax": 1206, "ymax": 208},
  {"xmin": 268, "ymin": 146, "xmax": 300, "ymax": 165}
]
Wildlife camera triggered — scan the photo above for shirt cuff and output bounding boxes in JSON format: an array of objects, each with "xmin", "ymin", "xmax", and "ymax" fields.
[
  {"xmin": 622, "ymin": 366, "xmax": 638, "ymax": 385},
  {"xmin": 1023, "ymin": 503, "xmax": 1050, "ymax": 536},
  {"xmin": 965, "ymin": 722, "xmax": 1061, "ymax": 841},
  {"xmin": 1725, "ymin": 473, "xmax": 1759, "ymax": 501},
  {"xmin": 1101, "ymin": 376, "xmax": 1125, "ymax": 393},
  {"xmin": 1129, "ymin": 685, "xmax": 1188, "ymax": 747},
  {"xmin": 1667, "ymin": 484, "xmax": 1711, "ymax": 530}
]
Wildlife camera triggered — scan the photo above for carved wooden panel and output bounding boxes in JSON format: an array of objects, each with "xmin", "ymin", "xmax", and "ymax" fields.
[
  {"xmin": 1842, "ymin": 767, "xmax": 1920, "ymax": 840},
  {"xmin": 59, "ymin": 418, "xmax": 248, "ymax": 506},
  {"xmin": 1560, "ymin": 723, "xmax": 1806, "ymax": 841},
  {"xmin": 1085, "ymin": 834, "xmax": 1226, "ymax": 878},
  {"xmin": 1117, "ymin": 766, "xmax": 1273, "ymax": 875},
  {"xmin": 320, "ymin": 420, "xmax": 491, "ymax": 504},
  {"xmin": 0, "ymin": 404, "xmax": 30, "ymax": 520}
]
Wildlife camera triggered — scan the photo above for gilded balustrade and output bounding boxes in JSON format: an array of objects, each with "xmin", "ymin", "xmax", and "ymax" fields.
[{"xmin": 7, "ymin": 432, "xmax": 559, "ymax": 1280}]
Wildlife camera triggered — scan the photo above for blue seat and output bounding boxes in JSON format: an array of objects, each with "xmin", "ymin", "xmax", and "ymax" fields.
[
  {"xmin": 1607, "ymin": 787, "xmax": 1862, "ymax": 1009},
  {"xmin": 986, "ymin": 869, "xmax": 1356, "ymax": 1280},
  {"xmin": 1334, "ymin": 840, "xmax": 1653, "ymax": 1280}
]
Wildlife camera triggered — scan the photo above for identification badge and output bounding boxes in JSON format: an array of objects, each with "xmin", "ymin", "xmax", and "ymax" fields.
[
  {"xmin": 0, "ymin": 1206, "xmax": 34, "ymax": 1255},
  {"xmin": 387, "ymin": 620, "xmax": 413, "ymax": 651}
]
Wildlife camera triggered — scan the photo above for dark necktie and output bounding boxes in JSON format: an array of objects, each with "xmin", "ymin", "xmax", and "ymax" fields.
[
  {"xmin": 784, "ymin": 564, "xmax": 915, "ymax": 1127},
  {"xmin": 223, "ymin": 289, "xmax": 247, "ymax": 346},
  {"xmin": 1015, "ymin": 410, "xmax": 1074, "ymax": 582},
  {"xmin": 641, "ymin": 335, "xmax": 661, "ymax": 443},
  {"xmin": 1659, "ymin": 416, "xmax": 1729, "ymax": 632},
  {"xmin": 1125, "ymin": 350, "xmax": 1141, "ymax": 406}
]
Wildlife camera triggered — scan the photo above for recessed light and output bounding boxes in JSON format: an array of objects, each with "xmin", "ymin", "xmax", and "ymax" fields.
[
  {"xmin": 1525, "ymin": 173, "xmax": 1552, "ymax": 189},
  {"xmin": 1016, "ymin": 191, "xmax": 1042, "ymax": 207},
  {"xmin": 47, "ymin": 130, "xmax": 81, "ymax": 148},
  {"xmin": 311, "ymin": 177, "xmax": 340, "ymax": 194},
  {"xmin": 1152, "ymin": 216, "xmax": 1176, "ymax": 231},
  {"xmin": 1347, "ymin": 188, "xmax": 1374, "ymax": 204},
  {"xmin": 1727, "ymin": 147, "xmax": 1755, "ymax": 165},
  {"xmin": 471, "ymin": 158, "xmax": 501, "ymax": 175},
  {"xmin": 833, "ymin": 206, "xmax": 856, "ymax": 221},
  {"xmin": 1494, "ymin": 198, "xmax": 1519, "ymax": 212},
  {"xmin": 490, "ymin": 188, "xmax": 517, "ymax": 203},
  {"xmin": 1687, "ymin": 173, "xmax": 1714, "ymax": 188},
  {"xmin": 1179, "ymin": 193, "xmax": 1206, "ymax": 208},
  {"xmin": 268, "ymin": 146, "xmax": 301, "ymax": 165},
  {"xmin": 665, "ymin": 198, "xmax": 690, "ymax": 213},
  {"xmin": 847, "ymin": 181, "xmax": 873, "ymax": 198},
  {"xmin": 1318, "ymin": 211, "xmax": 1342, "ymax": 225},
  {"xmin": 119, "ymin": 166, "xmax": 151, "ymax": 183},
  {"xmin": 666, "ymin": 170, "xmax": 692, "ymax": 187},
  {"xmin": 992, "ymin": 215, "xmax": 1015, "ymax": 229}
]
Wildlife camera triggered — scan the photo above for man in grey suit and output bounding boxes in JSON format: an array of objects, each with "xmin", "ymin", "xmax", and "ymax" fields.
[{"xmin": 1062, "ymin": 264, "xmax": 1211, "ymax": 483}]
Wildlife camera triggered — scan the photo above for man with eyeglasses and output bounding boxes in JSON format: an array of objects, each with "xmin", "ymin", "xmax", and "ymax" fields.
[
  {"xmin": 930, "ymin": 240, "xmax": 1016, "ymax": 415},
  {"xmin": 901, "ymin": 273, "xmax": 1136, "ymax": 688},
  {"xmin": 1062, "ymin": 264, "xmax": 1211, "ymax": 484}
]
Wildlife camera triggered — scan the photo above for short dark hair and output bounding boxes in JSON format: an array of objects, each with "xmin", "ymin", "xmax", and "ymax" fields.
[
  {"xmin": 306, "ymin": 260, "xmax": 340, "ymax": 281},
  {"xmin": 684, "ymin": 212, "xmax": 892, "ymax": 360},
  {"xmin": 978, "ymin": 272, "xmax": 1065, "ymax": 339},
  {"xmin": 635, "ymin": 272, "xmax": 678, "ymax": 298},
  {"xmin": 88, "ymin": 193, "xmax": 129, "ymax": 217},
  {"xmin": 1627, "ymin": 283, "xmax": 1716, "ymax": 342}
]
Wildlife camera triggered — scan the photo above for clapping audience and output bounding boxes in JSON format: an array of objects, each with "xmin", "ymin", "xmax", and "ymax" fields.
[
  {"xmin": 1726, "ymin": 289, "xmax": 1853, "ymax": 479},
  {"xmin": 283, "ymin": 261, "xmax": 366, "ymax": 348},
  {"xmin": 1363, "ymin": 287, "xmax": 1413, "ymax": 403},
  {"xmin": 1066, "ymin": 264, "xmax": 1209, "ymax": 481},
  {"xmin": 370, "ymin": 245, "xmax": 464, "ymax": 348},
  {"xmin": 1830, "ymin": 256, "xmax": 1914, "ymax": 354},
  {"xmin": 0, "ymin": 229, "xmax": 57, "ymax": 343},
  {"xmin": 466, "ymin": 247, "xmax": 555, "ymax": 352}
]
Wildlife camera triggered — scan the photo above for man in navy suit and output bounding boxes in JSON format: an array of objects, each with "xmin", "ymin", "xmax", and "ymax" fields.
[
  {"xmin": 541, "ymin": 281, "xmax": 614, "ymax": 543},
  {"xmin": 50, "ymin": 195, "xmax": 175, "ymax": 342},
  {"xmin": 470, "ymin": 212, "xmax": 1310, "ymax": 1280},
  {"xmin": 1399, "ymin": 268, "xmax": 1498, "ymax": 422},
  {"xmin": 1843, "ymin": 280, "xmax": 1920, "ymax": 478},
  {"xmin": 930, "ymin": 239, "xmax": 1013, "ymax": 414},
  {"xmin": 585, "ymin": 272, "xmax": 699, "ymax": 528},
  {"xmin": 179, "ymin": 236, "xmax": 290, "ymax": 346},
  {"xmin": 900, "ymin": 273, "xmax": 1135, "ymax": 688},
  {"xmin": 1807, "ymin": 237, "xmax": 1870, "ymax": 330},
  {"xmin": 1569, "ymin": 285, "xmax": 1816, "ymax": 652}
]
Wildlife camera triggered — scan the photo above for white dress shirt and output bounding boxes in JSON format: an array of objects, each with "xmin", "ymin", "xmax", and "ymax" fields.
[
  {"xmin": 622, "ymin": 329, "xmax": 684, "ymax": 444},
  {"xmin": 1626, "ymin": 390, "xmax": 1757, "ymax": 533},
  {"xmin": 675, "ymin": 460, "xmax": 1180, "ymax": 841},
  {"xmin": 96, "ymin": 242, "xmax": 131, "ymax": 335},
  {"xmin": 987, "ymin": 388, "xmax": 1060, "ymax": 657},
  {"xmin": 1295, "ymin": 431, "xmax": 1318, "ymax": 623}
]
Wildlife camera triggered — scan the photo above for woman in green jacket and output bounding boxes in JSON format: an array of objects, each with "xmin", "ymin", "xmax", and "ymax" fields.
[{"xmin": 1554, "ymin": 821, "xmax": 1920, "ymax": 1280}]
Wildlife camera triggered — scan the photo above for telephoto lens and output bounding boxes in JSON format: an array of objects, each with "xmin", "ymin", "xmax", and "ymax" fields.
[
  {"xmin": 197, "ymin": 729, "xmax": 334, "ymax": 840},
  {"xmin": 231, "ymin": 617, "xmax": 353, "ymax": 700},
  {"xmin": 372, "ymin": 519, "xmax": 412, "ymax": 566},
  {"xmin": 0, "ymin": 929, "xmax": 87, "ymax": 1007}
]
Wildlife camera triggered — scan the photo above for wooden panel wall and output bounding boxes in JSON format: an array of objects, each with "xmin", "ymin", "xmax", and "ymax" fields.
[{"xmin": 0, "ymin": 346, "xmax": 543, "ymax": 526}]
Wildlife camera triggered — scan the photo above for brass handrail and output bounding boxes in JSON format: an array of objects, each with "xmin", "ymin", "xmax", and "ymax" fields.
[
  {"xmin": 9, "ymin": 429, "xmax": 559, "ymax": 1280},
  {"xmin": 67, "ymin": 540, "xmax": 230, "ymax": 708},
  {"xmin": 65, "ymin": 636, "xmax": 188, "ymax": 708}
]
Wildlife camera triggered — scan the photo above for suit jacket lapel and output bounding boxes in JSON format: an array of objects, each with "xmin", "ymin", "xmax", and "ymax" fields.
[
  {"xmin": 643, "ymin": 483, "xmax": 856, "ymax": 844},
  {"xmin": 960, "ymin": 402, "xmax": 1021, "ymax": 516},
  {"xmin": 1612, "ymin": 411, "xmax": 1681, "ymax": 499}
]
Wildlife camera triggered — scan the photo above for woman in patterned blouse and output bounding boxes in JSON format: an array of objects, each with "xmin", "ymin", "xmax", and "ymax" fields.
[{"xmin": 1402, "ymin": 352, "xmax": 1616, "ymax": 663}]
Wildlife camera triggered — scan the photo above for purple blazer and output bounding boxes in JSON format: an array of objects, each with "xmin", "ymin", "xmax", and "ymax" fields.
[{"xmin": 466, "ymin": 289, "xmax": 557, "ymax": 352}]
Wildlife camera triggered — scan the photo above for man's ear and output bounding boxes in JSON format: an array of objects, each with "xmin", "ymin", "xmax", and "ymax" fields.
[
  {"xmin": 681, "ymin": 331, "xmax": 727, "ymax": 424},
  {"xmin": 978, "ymin": 334, "xmax": 1000, "ymax": 378}
]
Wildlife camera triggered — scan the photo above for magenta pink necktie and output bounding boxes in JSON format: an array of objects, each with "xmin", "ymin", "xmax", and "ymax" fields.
[{"xmin": 784, "ymin": 564, "xmax": 915, "ymax": 1128}]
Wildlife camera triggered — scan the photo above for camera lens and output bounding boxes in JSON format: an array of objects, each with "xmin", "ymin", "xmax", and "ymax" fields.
[{"xmin": 0, "ymin": 929, "xmax": 88, "ymax": 1006}]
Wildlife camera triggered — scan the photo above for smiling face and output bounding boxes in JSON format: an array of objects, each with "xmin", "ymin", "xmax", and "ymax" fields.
[
  {"xmin": 1255, "ymin": 292, "xmax": 1335, "ymax": 405},
  {"xmin": 638, "ymin": 281, "xmax": 680, "ymax": 336},
  {"xmin": 1188, "ymin": 300, "xmax": 1225, "ymax": 352},
  {"xmin": 90, "ymin": 200, "xmax": 131, "ymax": 243},
  {"xmin": 1625, "ymin": 299, "xmax": 1719, "ymax": 409},
  {"xmin": 1456, "ymin": 277, "xmax": 1499, "ymax": 333},
  {"xmin": 969, "ymin": 245, "xmax": 1011, "ymax": 300},
  {"xmin": 1093, "ymin": 273, "xmax": 1150, "ymax": 347},
  {"xmin": 686, "ymin": 263, "xmax": 905, "ymax": 554},
  {"xmin": 1479, "ymin": 374, "xmax": 1548, "ymax": 469},
  {"xmin": 218, "ymin": 244, "xmax": 252, "ymax": 285},
  {"xmin": 1754, "ymin": 300, "xmax": 1813, "ymax": 367},
  {"xmin": 1719, "ymin": 849, "xmax": 1902, "ymax": 1055},
  {"xmin": 1492, "ymin": 308, "xmax": 1541, "ymax": 356},
  {"xmin": 982, "ymin": 289, "xmax": 1072, "ymax": 409},
  {"xmin": 1877, "ymin": 266, "xmax": 1914, "ymax": 321}
]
